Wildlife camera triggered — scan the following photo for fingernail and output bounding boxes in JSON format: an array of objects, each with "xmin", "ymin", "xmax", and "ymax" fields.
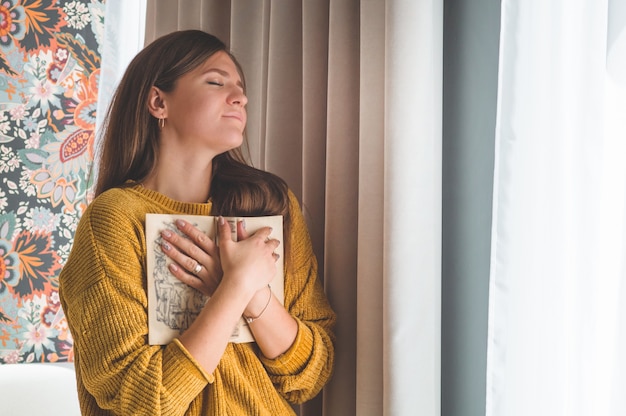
[
  {"xmin": 162, "ymin": 230, "xmax": 172, "ymax": 238},
  {"xmin": 161, "ymin": 241, "xmax": 171, "ymax": 251},
  {"xmin": 219, "ymin": 216, "xmax": 225, "ymax": 225},
  {"xmin": 241, "ymin": 219, "xmax": 246, "ymax": 229},
  {"xmin": 176, "ymin": 219, "xmax": 186, "ymax": 227},
  {"xmin": 168, "ymin": 263, "xmax": 178, "ymax": 272}
]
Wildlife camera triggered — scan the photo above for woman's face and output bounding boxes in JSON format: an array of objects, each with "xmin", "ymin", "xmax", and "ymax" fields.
[{"xmin": 161, "ymin": 50, "xmax": 248, "ymax": 155}]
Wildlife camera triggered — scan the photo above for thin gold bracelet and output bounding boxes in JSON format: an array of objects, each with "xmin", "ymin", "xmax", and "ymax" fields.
[{"xmin": 244, "ymin": 284, "xmax": 272, "ymax": 324}]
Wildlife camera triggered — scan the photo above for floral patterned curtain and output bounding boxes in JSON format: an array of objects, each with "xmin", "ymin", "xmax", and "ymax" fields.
[{"xmin": 0, "ymin": 0, "xmax": 104, "ymax": 364}]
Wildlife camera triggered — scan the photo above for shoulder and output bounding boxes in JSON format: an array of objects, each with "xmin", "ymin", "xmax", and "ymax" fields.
[
  {"xmin": 87, "ymin": 186, "xmax": 148, "ymax": 219},
  {"xmin": 284, "ymin": 189, "xmax": 313, "ymax": 248},
  {"xmin": 77, "ymin": 187, "xmax": 147, "ymax": 240},
  {"xmin": 286, "ymin": 188, "xmax": 301, "ymax": 211},
  {"xmin": 285, "ymin": 189, "xmax": 305, "ymax": 228},
  {"xmin": 89, "ymin": 186, "xmax": 146, "ymax": 214},
  {"xmin": 61, "ymin": 188, "xmax": 147, "ymax": 297}
]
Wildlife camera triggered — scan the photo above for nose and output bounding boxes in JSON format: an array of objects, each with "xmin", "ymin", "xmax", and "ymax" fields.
[{"xmin": 230, "ymin": 87, "xmax": 248, "ymax": 107}]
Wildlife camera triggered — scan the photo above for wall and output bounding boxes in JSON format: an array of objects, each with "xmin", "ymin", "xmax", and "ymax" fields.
[
  {"xmin": 0, "ymin": 0, "xmax": 104, "ymax": 365},
  {"xmin": 442, "ymin": 0, "xmax": 501, "ymax": 415}
]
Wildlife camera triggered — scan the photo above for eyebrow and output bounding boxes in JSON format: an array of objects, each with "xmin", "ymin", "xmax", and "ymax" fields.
[{"xmin": 203, "ymin": 68, "xmax": 244, "ymax": 89}]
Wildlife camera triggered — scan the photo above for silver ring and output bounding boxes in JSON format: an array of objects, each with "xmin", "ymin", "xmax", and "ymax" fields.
[{"xmin": 192, "ymin": 263, "xmax": 202, "ymax": 275}]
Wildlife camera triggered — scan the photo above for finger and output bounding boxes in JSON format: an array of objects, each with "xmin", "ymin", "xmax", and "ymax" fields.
[
  {"xmin": 160, "ymin": 231, "xmax": 206, "ymax": 273},
  {"xmin": 267, "ymin": 238, "xmax": 281, "ymax": 250},
  {"xmin": 252, "ymin": 226, "xmax": 274, "ymax": 243},
  {"xmin": 161, "ymin": 242, "xmax": 221, "ymax": 297},
  {"xmin": 161, "ymin": 227, "xmax": 209, "ymax": 262},
  {"xmin": 236, "ymin": 219, "xmax": 249, "ymax": 240},
  {"xmin": 217, "ymin": 216, "xmax": 235, "ymax": 246},
  {"xmin": 167, "ymin": 263, "xmax": 207, "ymax": 294},
  {"xmin": 174, "ymin": 219, "xmax": 217, "ymax": 255}
]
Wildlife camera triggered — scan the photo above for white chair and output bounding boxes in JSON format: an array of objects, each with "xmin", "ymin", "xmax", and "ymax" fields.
[{"xmin": 0, "ymin": 362, "xmax": 80, "ymax": 415}]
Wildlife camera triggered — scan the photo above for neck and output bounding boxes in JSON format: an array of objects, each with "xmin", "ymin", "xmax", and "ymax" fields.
[{"xmin": 142, "ymin": 160, "xmax": 213, "ymax": 203}]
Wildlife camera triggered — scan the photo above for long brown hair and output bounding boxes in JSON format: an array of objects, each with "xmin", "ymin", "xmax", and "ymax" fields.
[{"xmin": 94, "ymin": 30, "xmax": 290, "ymax": 233}]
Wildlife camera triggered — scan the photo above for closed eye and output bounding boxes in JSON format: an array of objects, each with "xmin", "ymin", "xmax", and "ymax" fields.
[{"xmin": 208, "ymin": 81, "xmax": 224, "ymax": 86}]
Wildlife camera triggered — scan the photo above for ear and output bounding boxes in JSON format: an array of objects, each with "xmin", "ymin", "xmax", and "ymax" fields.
[{"xmin": 147, "ymin": 86, "xmax": 167, "ymax": 119}]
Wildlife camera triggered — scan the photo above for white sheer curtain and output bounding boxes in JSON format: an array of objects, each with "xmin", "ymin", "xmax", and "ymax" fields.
[
  {"xmin": 94, "ymin": 0, "xmax": 146, "ymax": 171},
  {"xmin": 487, "ymin": 1, "xmax": 626, "ymax": 415},
  {"xmin": 145, "ymin": 1, "xmax": 442, "ymax": 415}
]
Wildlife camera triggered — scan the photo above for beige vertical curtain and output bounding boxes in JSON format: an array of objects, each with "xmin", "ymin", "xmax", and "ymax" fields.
[{"xmin": 145, "ymin": 1, "xmax": 442, "ymax": 415}]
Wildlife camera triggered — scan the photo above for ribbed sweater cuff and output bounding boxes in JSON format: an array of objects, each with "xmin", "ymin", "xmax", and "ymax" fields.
[
  {"xmin": 162, "ymin": 339, "xmax": 214, "ymax": 400},
  {"xmin": 260, "ymin": 319, "xmax": 313, "ymax": 375}
]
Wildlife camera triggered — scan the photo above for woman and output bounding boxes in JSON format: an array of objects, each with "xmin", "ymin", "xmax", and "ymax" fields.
[{"xmin": 59, "ymin": 30, "xmax": 335, "ymax": 415}]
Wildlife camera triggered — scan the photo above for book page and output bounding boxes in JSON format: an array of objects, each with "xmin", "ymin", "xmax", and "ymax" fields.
[{"xmin": 145, "ymin": 214, "xmax": 284, "ymax": 345}]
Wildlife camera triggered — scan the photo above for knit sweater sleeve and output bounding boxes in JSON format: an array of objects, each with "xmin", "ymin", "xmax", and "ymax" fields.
[
  {"xmin": 259, "ymin": 191, "xmax": 336, "ymax": 404},
  {"xmin": 59, "ymin": 196, "xmax": 211, "ymax": 415}
]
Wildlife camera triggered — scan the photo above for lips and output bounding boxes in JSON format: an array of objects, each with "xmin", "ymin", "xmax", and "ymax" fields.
[{"xmin": 223, "ymin": 112, "xmax": 244, "ymax": 124}]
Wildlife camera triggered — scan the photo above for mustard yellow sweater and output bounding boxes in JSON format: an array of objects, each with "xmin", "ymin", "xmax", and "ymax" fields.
[{"xmin": 59, "ymin": 184, "xmax": 335, "ymax": 415}]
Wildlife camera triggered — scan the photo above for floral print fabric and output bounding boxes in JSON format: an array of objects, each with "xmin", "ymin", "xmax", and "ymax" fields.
[{"xmin": 0, "ymin": 0, "xmax": 104, "ymax": 364}]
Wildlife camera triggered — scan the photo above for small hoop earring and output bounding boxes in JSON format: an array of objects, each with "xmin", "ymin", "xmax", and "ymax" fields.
[{"xmin": 158, "ymin": 117, "xmax": 165, "ymax": 129}]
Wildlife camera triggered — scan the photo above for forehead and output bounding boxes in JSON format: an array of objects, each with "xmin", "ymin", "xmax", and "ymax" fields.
[{"xmin": 196, "ymin": 51, "xmax": 242, "ymax": 80}]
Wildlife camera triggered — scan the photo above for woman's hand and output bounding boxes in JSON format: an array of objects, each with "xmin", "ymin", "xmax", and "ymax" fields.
[
  {"xmin": 217, "ymin": 217, "xmax": 280, "ymax": 300},
  {"xmin": 160, "ymin": 219, "xmax": 222, "ymax": 296},
  {"xmin": 222, "ymin": 219, "xmax": 281, "ymax": 318},
  {"xmin": 160, "ymin": 217, "xmax": 280, "ymax": 304}
]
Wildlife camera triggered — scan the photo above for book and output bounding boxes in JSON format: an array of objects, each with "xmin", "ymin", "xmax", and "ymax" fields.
[{"xmin": 145, "ymin": 214, "xmax": 284, "ymax": 345}]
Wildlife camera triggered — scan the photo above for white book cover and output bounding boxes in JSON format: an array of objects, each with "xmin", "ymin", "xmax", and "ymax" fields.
[{"xmin": 145, "ymin": 214, "xmax": 284, "ymax": 345}]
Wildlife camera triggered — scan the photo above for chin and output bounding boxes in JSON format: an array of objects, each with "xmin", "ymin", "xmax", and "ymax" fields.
[
  {"xmin": 222, "ymin": 138, "xmax": 244, "ymax": 153},
  {"xmin": 231, "ymin": 135, "xmax": 245, "ymax": 148}
]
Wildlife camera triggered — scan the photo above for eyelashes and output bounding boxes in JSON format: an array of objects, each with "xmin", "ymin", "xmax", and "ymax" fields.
[{"xmin": 207, "ymin": 80, "xmax": 245, "ymax": 96}]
